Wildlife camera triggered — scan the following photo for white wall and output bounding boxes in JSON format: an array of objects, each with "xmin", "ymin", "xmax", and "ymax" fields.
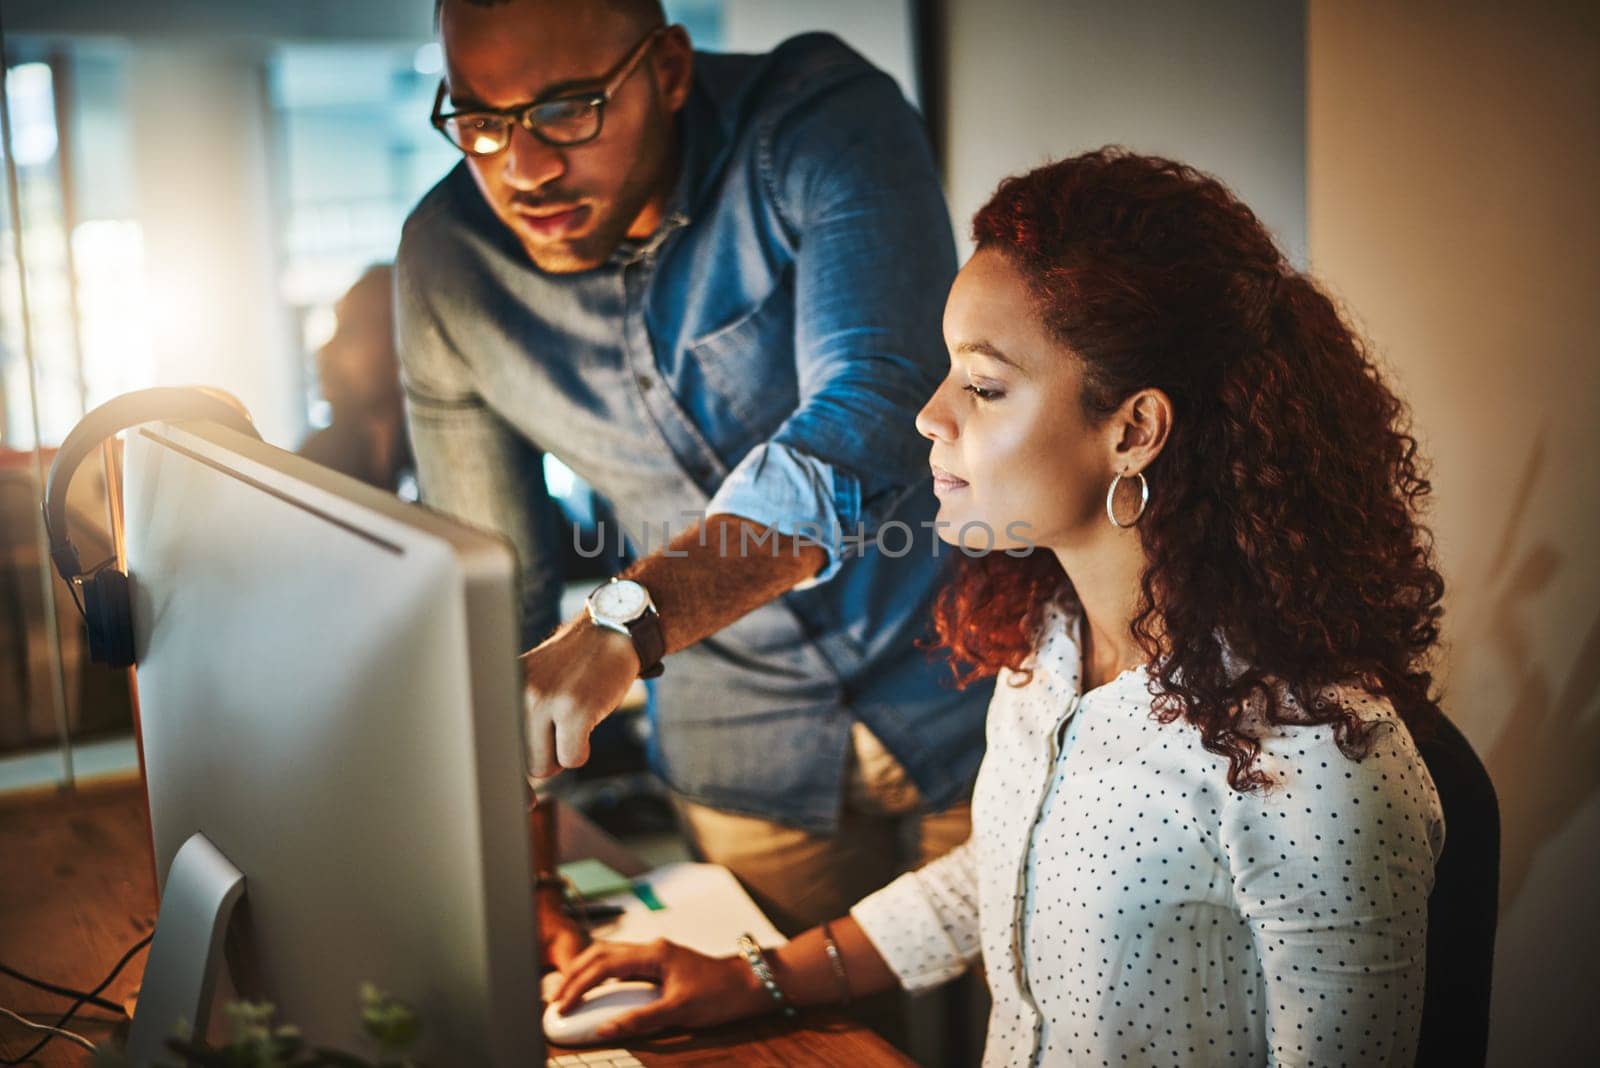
[
  {"xmin": 942, "ymin": 0, "xmax": 1306, "ymax": 263},
  {"xmin": 1307, "ymin": 3, "xmax": 1599, "ymax": 1062},
  {"xmin": 129, "ymin": 46, "xmax": 298, "ymax": 445}
]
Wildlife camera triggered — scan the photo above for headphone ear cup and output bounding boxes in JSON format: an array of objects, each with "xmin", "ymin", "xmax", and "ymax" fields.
[{"xmin": 82, "ymin": 568, "xmax": 136, "ymax": 668}]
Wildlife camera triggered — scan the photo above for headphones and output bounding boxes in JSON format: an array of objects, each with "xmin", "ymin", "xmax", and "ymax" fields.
[{"xmin": 44, "ymin": 387, "xmax": 261, "ymax": 668}]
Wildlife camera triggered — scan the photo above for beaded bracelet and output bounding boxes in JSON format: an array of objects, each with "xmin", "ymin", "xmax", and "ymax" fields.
[
  {"xmin": 819, "ymin": 922, "xmax": 852, "ymax": 1007},
  {"xmin": 736, "ymin": 933, "xmax": 797, "ymax": 1019}
]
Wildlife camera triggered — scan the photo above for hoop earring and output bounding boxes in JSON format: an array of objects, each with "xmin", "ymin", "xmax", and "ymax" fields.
[{"xmin": 1106, "ymin": 470, "xmax": 1149, "ymax": 529}]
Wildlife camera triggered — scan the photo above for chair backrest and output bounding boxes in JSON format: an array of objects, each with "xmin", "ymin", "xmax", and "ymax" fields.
[{"xmin": 1414, "ymin": 714, "xmax": 1500, "ymax": 1067}]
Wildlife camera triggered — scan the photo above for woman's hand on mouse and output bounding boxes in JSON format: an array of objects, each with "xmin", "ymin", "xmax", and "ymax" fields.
[
  {"xmin": 551, "ymin": 938, "xmax": 773, "ymax": 1040},
  {"xmin": 538, "ymin": 891, "xmax": 591, "ymax": 971}
]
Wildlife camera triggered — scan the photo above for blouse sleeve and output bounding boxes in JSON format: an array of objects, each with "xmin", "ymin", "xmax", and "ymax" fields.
[
  {"xmin": 849, "ymin": 838, "xmax": 982, "ymax": 992},
  {"xmin": 1220, "ymin": 695, "xmax": 1446, "ymax": 1067}
]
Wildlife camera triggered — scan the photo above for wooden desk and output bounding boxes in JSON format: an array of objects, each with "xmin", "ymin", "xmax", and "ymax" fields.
[{"xmin": 0, "ymin": 778, "xmax": 910, "ymax": 1066}]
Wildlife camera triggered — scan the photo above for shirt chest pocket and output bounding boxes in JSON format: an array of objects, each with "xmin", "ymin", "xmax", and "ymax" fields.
[{"xmin": 683, "ymin": 272, "xmax": 800, "ymax": 442}]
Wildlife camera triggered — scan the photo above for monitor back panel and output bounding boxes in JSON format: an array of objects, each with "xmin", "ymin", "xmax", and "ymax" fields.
[{"xmin": 124, "ymin": 422, "xmax": 540, "ymax": 1064}]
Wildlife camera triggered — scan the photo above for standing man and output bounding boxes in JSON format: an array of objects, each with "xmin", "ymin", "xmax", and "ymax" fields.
[{"xmin": 399, "ymin": 0, "xmax": 989, "ymax": 939}]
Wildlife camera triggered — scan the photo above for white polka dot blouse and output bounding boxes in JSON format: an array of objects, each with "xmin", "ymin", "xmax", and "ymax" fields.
[{"xmin": 851, "ymin": 602, "xmax": 1446, "ymax": 1066}]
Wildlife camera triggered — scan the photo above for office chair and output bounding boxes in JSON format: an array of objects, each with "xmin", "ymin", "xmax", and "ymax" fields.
[{"xmin": 1415, "ymin": 713, "xmax": 1500, "ymax": 1067}]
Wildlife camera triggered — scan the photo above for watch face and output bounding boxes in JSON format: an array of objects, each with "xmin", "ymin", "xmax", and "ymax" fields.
[{"xmin": 591, "ymin": 580, "xmax": 648, "ymax": 623}]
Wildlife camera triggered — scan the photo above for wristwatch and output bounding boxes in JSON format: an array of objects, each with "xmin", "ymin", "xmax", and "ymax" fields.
[{"xmin": 585, "ymin": 578, "xmax": 666, "ymax": 679}]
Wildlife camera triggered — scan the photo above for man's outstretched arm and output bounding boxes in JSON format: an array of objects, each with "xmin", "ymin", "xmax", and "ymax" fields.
[
  {"xmin": 526, "ymin": 61, "xmax": 955, "ymax": 781},
  {"xmin": 522, "ymin": 513, "xmax": 824, "ymax": 778}
]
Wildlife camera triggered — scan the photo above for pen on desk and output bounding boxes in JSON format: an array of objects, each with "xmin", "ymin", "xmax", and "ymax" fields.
[{"xmin": 561, "ymin": 901, "xmax": 625, "ymax": 924}]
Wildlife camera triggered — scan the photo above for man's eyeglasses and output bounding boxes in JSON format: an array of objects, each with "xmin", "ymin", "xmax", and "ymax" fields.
[{"xmin": 431, "ymin": 26, "xmax": 666, "ymax": 156}]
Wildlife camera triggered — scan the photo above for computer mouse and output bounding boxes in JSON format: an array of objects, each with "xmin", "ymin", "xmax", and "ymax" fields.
[{"xmin": 542, "ymin": 976, "xmax": 663, "ymax": 1047}]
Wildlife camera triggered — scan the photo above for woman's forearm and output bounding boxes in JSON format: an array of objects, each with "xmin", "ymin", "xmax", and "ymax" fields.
[{"xmin": 760, "ymin": 916, "xmax": 901, "ymax": 1008}]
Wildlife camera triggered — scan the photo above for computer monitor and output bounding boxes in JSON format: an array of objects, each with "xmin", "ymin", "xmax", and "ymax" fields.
[{"xmin": 121, "ymin": 419, "xmax": 541, "ymax": 1064}]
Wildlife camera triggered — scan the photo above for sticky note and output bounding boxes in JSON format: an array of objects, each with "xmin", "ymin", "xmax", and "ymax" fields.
[{"xmin": 557, "ymin": 859, "xmax": 633, "ymax": 900}]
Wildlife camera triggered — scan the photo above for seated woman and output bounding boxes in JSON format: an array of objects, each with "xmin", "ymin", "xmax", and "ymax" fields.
[{"xmin": 551, "ymin": 148, "xmax": 1447, "ymax": 1065}]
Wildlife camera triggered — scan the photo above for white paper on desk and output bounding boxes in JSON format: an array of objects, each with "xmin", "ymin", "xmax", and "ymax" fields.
[{"xmin": 585, "ymin": 861, "xmax": 786, "ymax": 954}]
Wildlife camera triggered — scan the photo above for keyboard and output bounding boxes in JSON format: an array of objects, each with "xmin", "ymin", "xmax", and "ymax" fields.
[{"xmin": 548, "ymin": 1051, "xmax": 645, "ymax": 1067}]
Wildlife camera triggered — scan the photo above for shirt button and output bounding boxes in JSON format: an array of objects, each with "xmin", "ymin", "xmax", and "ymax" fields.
[{"xmin": 636, "ymin": 374, "xmax": 655, "ymax": 392}]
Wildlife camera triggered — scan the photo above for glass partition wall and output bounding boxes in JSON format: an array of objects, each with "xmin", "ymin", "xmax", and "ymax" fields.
[{"xmin": 0, "ymin": 47, "xmax": 139, "ymax": 791}]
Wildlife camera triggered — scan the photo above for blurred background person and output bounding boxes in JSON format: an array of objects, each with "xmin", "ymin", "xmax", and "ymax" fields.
[{"xmin": 297, "ymin": 264, "xmax": 413, "ymax": 493}]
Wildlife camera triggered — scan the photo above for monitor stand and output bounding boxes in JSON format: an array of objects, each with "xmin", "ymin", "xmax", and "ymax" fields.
[{"xmin": 126, "ymin": 832, "xmax": 246, "ymax": 1068}]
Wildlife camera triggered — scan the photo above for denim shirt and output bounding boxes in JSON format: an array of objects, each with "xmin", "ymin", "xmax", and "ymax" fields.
[{"xmin": 396, "ymin": 33, "xmax": 990, "ymax": 831}]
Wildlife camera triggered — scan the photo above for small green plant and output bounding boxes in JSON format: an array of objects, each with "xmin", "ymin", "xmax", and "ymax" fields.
[{"xmin": 92, "ymin": 984, "xmax": 423, "ymax": 1068}]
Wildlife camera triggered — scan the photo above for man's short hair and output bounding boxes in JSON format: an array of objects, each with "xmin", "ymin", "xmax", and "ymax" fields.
[{"xmin": 434, "ymin": 0, "xmax": 667, "ymax": 31}]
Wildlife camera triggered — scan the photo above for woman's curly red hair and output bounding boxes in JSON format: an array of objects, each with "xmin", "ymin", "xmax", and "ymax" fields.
[{"xmin": 932, "ymin": 149, "xmax": 1445, "ymax": 791}]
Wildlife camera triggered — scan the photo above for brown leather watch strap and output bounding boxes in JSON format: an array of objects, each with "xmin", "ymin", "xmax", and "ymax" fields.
[{"xmin": 626, "ymin": 610, "xmax": 665, "ymax": 678}]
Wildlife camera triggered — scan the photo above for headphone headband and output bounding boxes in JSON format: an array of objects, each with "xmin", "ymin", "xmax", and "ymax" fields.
[{"xmin": 45, "ymin": 387, "xmax": 260, "ymax": 581}]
